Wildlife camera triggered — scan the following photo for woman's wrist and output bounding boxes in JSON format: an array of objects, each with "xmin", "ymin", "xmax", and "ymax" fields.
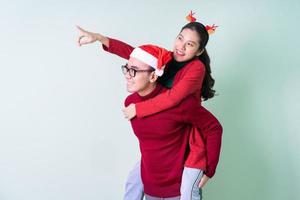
[
  {"xmin": 96, "ymin": 33, "xmax": 109, "ymax": 47},
  {"xmin": 95, "ymin": 33, "xmax": 103, "ymax": 42}
]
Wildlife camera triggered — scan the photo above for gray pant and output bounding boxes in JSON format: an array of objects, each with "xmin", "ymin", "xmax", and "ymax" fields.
[
  {"xmin": 124, "ymin": 162, "xmax": 203, "ymax": 200},
  {"xmin": 124, "ymin": 161, "xmax": 144, "ymax": 200},
  {"xmin": 180, "ymin": 167, "xmax": 203, "ymax": 200},
  {"xmin": 145, "ymin": 194, "xmax": 180, "ymax": 200}
]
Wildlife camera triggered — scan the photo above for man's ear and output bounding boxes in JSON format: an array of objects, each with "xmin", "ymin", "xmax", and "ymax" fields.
[{"xmin": 149, "ymin": 71, "xmax": 158, "ymax": 83}]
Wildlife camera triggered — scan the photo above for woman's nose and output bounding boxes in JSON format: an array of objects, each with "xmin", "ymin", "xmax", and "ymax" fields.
[{"xmin": 177, "ymin": 42, "xmax": 186, "ymax": 50}]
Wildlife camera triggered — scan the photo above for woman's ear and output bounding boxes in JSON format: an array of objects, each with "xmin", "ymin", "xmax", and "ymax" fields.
[
  {"xmin": 196, "ymin": 49, "xmax": 204, "ymax": 56},
  {"xmin": 149, "ymin": 72, "xmax": 159, "ymax": 83}
]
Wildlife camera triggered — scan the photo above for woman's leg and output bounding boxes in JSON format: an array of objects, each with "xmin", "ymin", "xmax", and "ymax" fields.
[
  {"xmin": 180, "ymin": 167, "xmax": 203, "ymax": 200},
  {"xmin": 123, "ymin": 160, "xmax": 144, "ymax": 200}
]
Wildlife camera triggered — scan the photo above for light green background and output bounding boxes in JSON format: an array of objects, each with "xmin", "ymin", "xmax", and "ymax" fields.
[{"xmin": 0, "ymin": 0, "xmax": 299, "ymax": 199}]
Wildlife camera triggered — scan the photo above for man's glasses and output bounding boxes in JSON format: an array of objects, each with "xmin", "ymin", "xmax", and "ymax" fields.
[{"xmin": 121, "ymin": 64, "xmax": 154, "ymax": 77}]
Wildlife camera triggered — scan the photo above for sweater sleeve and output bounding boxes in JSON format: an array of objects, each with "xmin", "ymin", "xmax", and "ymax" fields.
[
  {"xmin": 102, "ymin": 38, "xmax": 134, "ymax": 60},
  {"xmin": 203, "ymin": 124, "xmax": 223, "ymax": 178},
  {"xmin": 135, "ymin": 60, "xmax": 205, "ymax": 118},
  {"xmin": 180, "ymin": 99, "xmax": 223, "ymax": 178}
]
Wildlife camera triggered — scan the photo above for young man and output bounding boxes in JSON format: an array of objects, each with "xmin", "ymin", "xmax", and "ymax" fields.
[{"xmin": 121, "ymin": 45, "xmax": 222, "ymax": 200}]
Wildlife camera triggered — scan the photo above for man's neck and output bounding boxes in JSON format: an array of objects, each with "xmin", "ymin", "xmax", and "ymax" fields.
[{"xmin": 137, "ymin": 83, "xmax": 157, "ymax": 97}]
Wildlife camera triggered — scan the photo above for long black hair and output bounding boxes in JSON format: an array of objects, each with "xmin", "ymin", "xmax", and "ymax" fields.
[{"xmin": 181, "ymin": 22, "xmax": 216, "ymax": 101}]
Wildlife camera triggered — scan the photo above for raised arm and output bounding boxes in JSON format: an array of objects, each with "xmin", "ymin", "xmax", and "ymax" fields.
[
  {"xmin": 102, "ymin": 38, "xmax": 134, "ymax": 60},
  {"xmin": 135, "ymin": 59, "xmax": 205, "ymax": 118},
  {"xmin": 76, "ymin": 25, "xmax": 134, "ymax": 59}
]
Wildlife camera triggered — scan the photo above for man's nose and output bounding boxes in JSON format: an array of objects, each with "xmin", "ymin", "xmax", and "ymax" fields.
[{"xmin": 124, "ymin": 71, "xmax": 132, "ymax": 79}]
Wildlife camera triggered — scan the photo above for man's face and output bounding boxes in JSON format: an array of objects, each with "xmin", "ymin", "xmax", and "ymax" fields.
[{"xmin": 124, "ymin": 57, "xmax": 156, "ymax": 95}]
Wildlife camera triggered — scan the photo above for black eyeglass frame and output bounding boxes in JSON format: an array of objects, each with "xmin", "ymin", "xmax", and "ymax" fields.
[{"xmin": 121, "ymin": 64, "xmax": 154, "ymax": 77}]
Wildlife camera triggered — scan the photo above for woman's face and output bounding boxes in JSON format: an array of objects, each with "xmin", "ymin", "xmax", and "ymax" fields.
[{"xmin": 173, "ymin": 28, "xmax": 202, "ymax": 62}]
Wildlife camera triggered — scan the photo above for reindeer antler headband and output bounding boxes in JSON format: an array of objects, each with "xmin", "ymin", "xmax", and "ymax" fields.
[{"xmin": 186, "ymin": 11, "xmax": 218, "ymax": 35}]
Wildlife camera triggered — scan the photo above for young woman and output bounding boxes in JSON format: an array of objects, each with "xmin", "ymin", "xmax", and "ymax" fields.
[{"xmin": 77, "ymin": 21, "xmax": 221, "ymax": 200}]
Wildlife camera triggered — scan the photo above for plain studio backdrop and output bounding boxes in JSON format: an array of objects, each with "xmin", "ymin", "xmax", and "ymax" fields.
[{"xmin": 0, "ymin": 0, "xmax": 299, "ymax": 199}]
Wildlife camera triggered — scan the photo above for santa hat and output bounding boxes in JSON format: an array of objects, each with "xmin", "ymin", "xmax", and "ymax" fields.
[{"xmin": 130, "ymin": 44, "xmax": 172, "ymax": 76}]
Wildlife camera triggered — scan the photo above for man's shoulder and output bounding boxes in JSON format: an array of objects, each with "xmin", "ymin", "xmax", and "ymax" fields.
[{"xmin": 124, "ymin": 92, "xmax": 139, "ymax": 107}]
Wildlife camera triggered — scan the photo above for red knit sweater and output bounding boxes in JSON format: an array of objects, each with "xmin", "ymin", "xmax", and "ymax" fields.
[
  {"xmin": 102, "ymin": 38, "xmax": 222, "ymax": 178},
  {"xmin": 125, "ymin": 85, "xmax": 222, "ymax": 197}
]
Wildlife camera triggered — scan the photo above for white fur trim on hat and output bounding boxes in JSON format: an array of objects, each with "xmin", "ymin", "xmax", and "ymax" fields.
[
  {"xmin": 130, "ymin": 47, "xmax": 158, "ymax": 68},
  {"xmin": 155, "ymin": 69, "xmax": 164, "ymax": 76}
]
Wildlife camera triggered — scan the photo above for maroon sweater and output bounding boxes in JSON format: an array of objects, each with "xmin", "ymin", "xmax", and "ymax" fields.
[{"xmin": 125, "ymin": 85, "xmax": 222, "ymax": 198}]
